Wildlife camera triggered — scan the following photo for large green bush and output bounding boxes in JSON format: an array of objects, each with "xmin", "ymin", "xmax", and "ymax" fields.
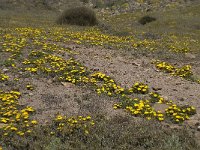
[{"xmin": 57, "ymin": 6, "xmax": 98, "ymax": 26}]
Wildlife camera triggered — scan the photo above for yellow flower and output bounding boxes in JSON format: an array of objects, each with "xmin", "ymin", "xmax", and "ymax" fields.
[
  {"xmin": 85, "ymin": 130, "xmax": 89, "ymax": 134},
  {"xmin": 17, "ymin": 131, "xmax": 24, "ymax": 136},
  {"xmin": 86, "ymin": 116, "xmax": 91, "ymax": 120},
  {"xmin": 55, "ymin": 115, "xmax": 63, "ymax": 121},
  {"xmin": 10, "ymin": 126, "xmax": 18, "ymax": 131},
  {"xmin": 26, "ymin": 130, "xmax": 32, "ymax": 133},
  {"xmin": 90, "ymin": 121, "xmax": 95, "ymax": 126},
  {"xmin": 4, "ymin": 132, "xmax": 8, "ymax": 136},
  {"xmin": 158, "ymin": 117, "xmax": 164, "ymax": 121},
  {"xmin": 31, "ymin": 120, "xmax": 38, "ymax": 125}
]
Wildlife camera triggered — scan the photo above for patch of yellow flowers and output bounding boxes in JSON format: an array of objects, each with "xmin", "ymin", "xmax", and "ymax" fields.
[
  {"xmin": 129, "ymin": 82, "xmax": 149, "ymax": 94},
  {"xmin": 0, "ymin": 91, "xmax": 37, "ymax": 137},
  {"xmin": 52, "ymin": 115, "xmax": 95, "ymax": 135},
  {"xmin": 0, "ymin": 26, "xmax": 197, "ymax": 137},
  {"xmin": 152, "ymin": 60, "xmax": 200, "ymax": 82},
  {"xmin": 0, "ymin": 72, "xmax": 9, "ymax": 82},
  {"xmin": 91, "ymin": 72, "xmax": 124, "ymax": 96},
  {"xmin": 165, "ymin": 104, "xmax": 196, "ymax": 123}
]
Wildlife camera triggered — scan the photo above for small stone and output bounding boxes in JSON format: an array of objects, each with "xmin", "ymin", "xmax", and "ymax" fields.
[
  {"xmin": 61, "ymin": 82, "xmax": 75, "ymax": 88},
  {"xmin": 175, "ymin": 82, "xmax": 182, "ymax": 85},
  {"xmin": 29, "ymin": 93, "xmax": 34, "ymax": 96},
  {"xmin": 172, "ymin": 89, "xmax": 178, "ymax": 91},
  {"xmin": 184, "ymin": 86, "xmax": 189, "ymax": 90},
  {"xmin": 153, "ymin": 103, "xmax": 169, "ymax": 113},
  {"xmin": 162, "ymin": 96, "xmax": 169, "ymax": 101},
  {"xmin": 179, "ymin": 97, "xmax": 186, "ymax": 101},
  {"xmin": 152, "ymin": 87, "xmax": 162, "ymax": 91},
  {"xmin": 2, "ymin": 68, "xmax": 9, "ymax": 72},
  {"xmin": 197, "ymin": 126, "xmax": 200, "ymax": 131},
  {"xmin": 170, "ymin": 124, "xmax": 181, "ymax": 130},
  {"xmin": 195, "ymin": 122, "xmax": 200, "ymax": 126},
  {"xmin": 187, "ymin": 120, "xmax": 199, "ymax": 128},
  {"xmin": 47, "ymin": 79, "xmax": 53, "ymax": 84},
  {"xmin": 185, "ymin": 53, "xmax": 196, "ymax": 59},
  {"xmin": 0, "ymin": 123, "xmax": 6, "ymax": 128},
  {"xmin": 132, "ymin": 62, "xmax": 140, "ymax": 66},
  {"xmin": 93, "ymin": 68, "xmax": 99, "ymax": 71}
]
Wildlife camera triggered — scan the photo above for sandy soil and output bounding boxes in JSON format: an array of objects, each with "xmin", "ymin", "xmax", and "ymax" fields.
[{"xmin": 1, "ymin": 43, "xmax": 200, "ymax": 143}]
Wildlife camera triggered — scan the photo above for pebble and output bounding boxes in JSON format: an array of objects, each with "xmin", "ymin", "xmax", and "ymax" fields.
[
  {"xmin": 152, "ymin": 87, "xmax": 162, "ymax": 91},
  {"xmin": 2, "ymin": 68, "xmax": 9, "ymax": 72},
  {"xmin": 185, "ymin": 53, "xmax": 196, "ymax": 59},
  {"xmin": 179, "ymin": 97, "xmax": 186, "ymax": 101},
  {"xmin": 29, "ymin": 93, "xmax": 34, "ymax": 96},
  {"xmin": 47, "ymin": 79, "xmax": 53, "ymax": 84}
]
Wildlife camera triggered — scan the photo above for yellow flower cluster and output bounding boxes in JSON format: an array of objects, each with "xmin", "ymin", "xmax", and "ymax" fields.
[
  {"xmin": 129, "ymin": 82, "xmax": 149, "ymax": 94},
  {"xmin": 0, "ymin": 72, "xmax": 9, "ymax": 82},
  {"xmin": 154, "ymin": 60, "xmax": 175, "ymax": 73},
  {"xmin": 113, "ymin": 85, "xmax": 196, "ymax": 123},
  {"xmin": 91, "ymin": 72, "xmax": 124, "ymax": 96},
  {"xmin": 0, "ymin": 27, "xmax": 197, "ymax": 129},
  {"xmin": 149, "ymin": 92, "xmax": 165, "ymax": 103},
  {"xmin": 113, "ymin": 103, "xmax": 122, "ymax": 109},
  {"xmin": 52, "ymin": 115, "xmax": 95, "ymax": 135},
  {"xmin": 26, "ymin": 84, "xmax": 34, "ymax": 90},
  {"xmin": 165, "ymin": 35, "xmax": 191, "ymax": 53},
  {"xmin": 165, "ymin": 105, "xmax": 196, "ymax": 123},
  {"xmin": 123, "ymin": 98, "xmax": 165, "ymax": 121},
  {"xmin": 115, "ymin": 94, "xmax": 196, "ymax": 123},
  {"xmin": 153, "ymin": 60, "xmax": 196, "ymax": 80},
  {"xmin": 0, "ymin": 91, "xmax": 37, "ymax": 137},
  {"xmin": 2, "ymin": 33, "xmax": 27, "ymax": 54},
  {"xmin": 173, "ymin": 65, "xmax": 193, "ymax": 78},
  {"xmin": 23, "ymin": 51, "xmax": 87, "ymax": 84}
]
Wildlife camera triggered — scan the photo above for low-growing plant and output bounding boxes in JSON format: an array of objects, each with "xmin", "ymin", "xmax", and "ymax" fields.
[
  {"xmin": 80, "ymin": 0, "xmax": 89, "ymax": 4},
  {"xmin": 57, "ymin": 6, "xmax": 98, "ymax": 26},
  {"xmin": 139, "ymin": 15, "xmax": 156, "ymax": 25}
]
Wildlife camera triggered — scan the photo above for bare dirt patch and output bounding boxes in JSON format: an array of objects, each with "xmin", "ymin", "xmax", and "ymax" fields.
[{"xmin": 65, "ymin": 44, "xmax": 200, "ymax": 137}]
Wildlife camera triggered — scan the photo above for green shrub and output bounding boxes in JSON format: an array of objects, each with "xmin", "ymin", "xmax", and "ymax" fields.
[
  {"xmin": 57, "ymin": 6, "xmax": 98, "ymax": 26},
  {"xmin": 139, "ymin": 15, "xmax": 156, "ymax": 25}
]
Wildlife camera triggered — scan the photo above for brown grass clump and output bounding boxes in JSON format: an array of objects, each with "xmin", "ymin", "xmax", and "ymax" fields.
[
  {"xmin": 139, "ymin": 15, "xmax": 156, "ymax": 25},
  {"xmin": 56, "ymin": 6, "xmax": 98, "ymax": 26}
]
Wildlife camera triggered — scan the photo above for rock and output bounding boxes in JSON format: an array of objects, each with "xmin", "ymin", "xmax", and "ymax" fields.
[
  {"xmin": 175, "ymin": 82, "xmax": 182, "ymax": 85},
  {"xmin": 169, "ymin": 124, "xmax": 181, "ymax": 130},
  {"xmin": 179, "ymin": 97, "xmax": 186, "ymax": 101},
  {"xmin": 187, "ymin": 120, "xmax": 200, "ymax": 128},
  {"xmin": 152, "ymin": 87, "xmax": 162, "ymax": 91},
  {"xmin": 92, "ymin": 68, "xmax": 99, "ymax": 71},
  {"xmin": 47, "ymin": 79, "xmax": 53, "ymax": 84},
  {"xmin": 114, "ymin": 10, "xmax": 120, "ymax": 15},
  {"xmin": 29, "ymin": 93, "xmax": 33, "ymax": 96},
  {"xmin": 0, "ymin": 123, "xmax": 6, "ymax": 128},
  {"xmin": 153, "ymin": 103, "xmax": 169, "ymax": 113},
  {"xmin": 2, "ymin": 68, "xmax": 9, "ymax": 72},
  {"xmin": 132, "ymin": 62, "xmax": 140, "ymax": 67},
  {"xmin": 162, "ymin": 96, "xmax": 169, "ymax": 101},
  {"xmin": 197, "ymin": 126, "xmax": 200, "ymax": 131},
  {"xmin": 185, "ymin": 53, "xmax": 196, "ymax": 59},
  {"xmin": 172, "ymin": 88, "xmax": 178, "ymax": 91},
  {"xmin": 61, "ymin": 82, "xmax": 75, "ymax": 88},
  {"xmin": 184, "ymin": 86, "xmax": 189, "ymax": 90}
]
